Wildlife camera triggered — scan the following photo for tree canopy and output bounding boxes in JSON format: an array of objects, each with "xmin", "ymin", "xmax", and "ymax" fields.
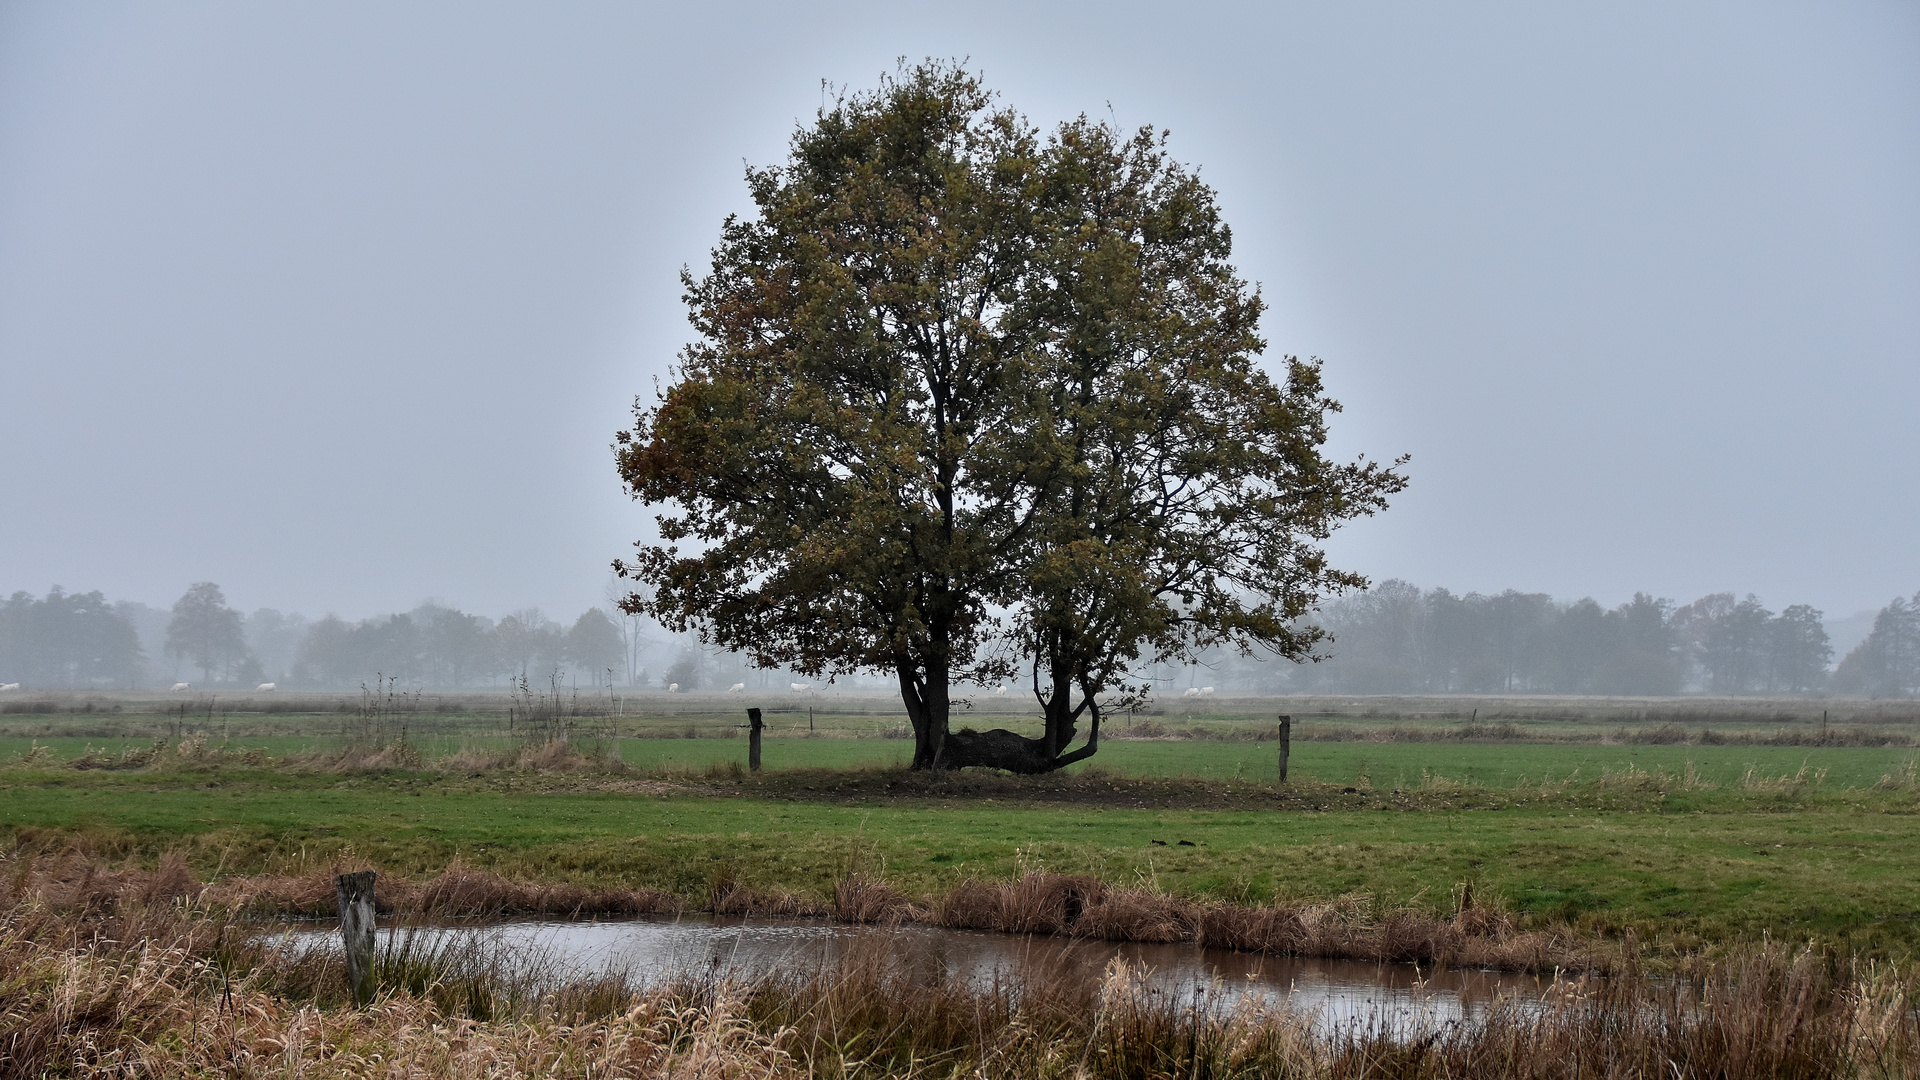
[
  {"xmin": 616, "ymin": 62, "xmax": 1406, "ymax": 771},
  {"xmin": 1834, "ymin": 594, "xmax": 1920, "ymax": 697},
  {"xmin": 0, "ymin": 588, "xmax": 143, "ymax": 689},
  {"xmin": 165, "ymin": 582, "xmax": 248, "ymax": 684}
]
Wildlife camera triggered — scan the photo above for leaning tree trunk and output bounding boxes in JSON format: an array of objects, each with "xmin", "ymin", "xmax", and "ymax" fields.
[{"xmin": 942, "ymin": 706, "xmax": 1101, "ymax": 774}]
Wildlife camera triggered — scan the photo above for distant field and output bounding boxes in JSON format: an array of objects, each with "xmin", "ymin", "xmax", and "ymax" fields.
[
  {"xmin": 6, "ymin": 688, "xmax": 1918, "ymax": 729},
  {"xmin": 5, "ymin": 731, "xmax": 1914, "ymax": 790}
]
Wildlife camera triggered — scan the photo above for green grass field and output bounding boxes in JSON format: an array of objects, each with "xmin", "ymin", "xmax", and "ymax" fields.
[{"xmin": 5, "ymin": 728, "xmax": 1920, "ymax": 960}]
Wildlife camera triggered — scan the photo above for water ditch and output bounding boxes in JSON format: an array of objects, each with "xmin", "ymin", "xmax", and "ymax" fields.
[{"xmin": 270, "ymin": 915, "xmax": 1583, "ymax": 1036}]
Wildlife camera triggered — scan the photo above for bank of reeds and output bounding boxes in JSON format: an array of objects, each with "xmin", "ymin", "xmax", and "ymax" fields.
[
  {"xmin": 2, "ymin": 866, "xmax": 1916, "ymax": 1079},
  {"xmin": 836, "ymin": 872, "xmax": 1594, "ymax": 973},
  {"xmin": 4, "ymin": 848, "xmax": 1594, "ymax": 973},
  {"xmin": 8, "ymin": 850, "xmax": 683, "ymax": 921}
]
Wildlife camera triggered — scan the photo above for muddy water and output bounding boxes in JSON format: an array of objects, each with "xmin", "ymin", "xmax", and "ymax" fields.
[{"xmin": 273, "ymin": 916, "xmax": 1574, "ymax": 1035}]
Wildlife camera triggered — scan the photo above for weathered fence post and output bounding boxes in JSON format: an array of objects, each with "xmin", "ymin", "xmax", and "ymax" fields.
[
  {"xmin": 1277, "ymin": 714, "xmax": 1291, "ymax": 784},
  {"xmin": 335, "ymin": 870, "xmax": 377, "ymax": 1007},
  {"xmin": 747, "ymin": 707, "xmax": 763, "ymax": 772}
]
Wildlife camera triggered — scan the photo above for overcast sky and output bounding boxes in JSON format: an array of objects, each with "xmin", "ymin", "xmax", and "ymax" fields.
[{"xmin": 1, "ymin": 2, "xmax": 1915, "ymax": 623}]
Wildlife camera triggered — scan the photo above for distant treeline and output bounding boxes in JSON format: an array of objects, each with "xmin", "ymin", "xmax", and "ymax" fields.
[
  {"xmin": 4, "ymin": 580, "xmax": 1919, "ymax": 698},
  {"xmin": 0, "ymin": 588, "xmax": 143, "ymax": 688},
  {"xmin": 1278, "ymin": 582, "xmax": 1920, "ymax": 697},
  {"xmin": 0, "ymin": 583, "xmax": 634, "ymax": 691}
]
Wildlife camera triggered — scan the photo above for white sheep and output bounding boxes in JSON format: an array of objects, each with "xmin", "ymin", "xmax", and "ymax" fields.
[
  {"xmin": 1199, "ymin": 686, "xmax": 1215, "ymax": 697},
  {"xmin": 727, "ymin": 682, "xmax": 745, "ymax": 693},
  {"xmin": 992, "ymin": 684, "xmax": 1007, "ymax": 695},
  {"xmin": 256, "ymin": 682, "xmax": 276, "ymax": 692},
  {"xmin": 0, "ymin": 683, "xmax": 18, "ymax": 691},
  {"xmin": 1182, "ymin": 686, "xmax": 1200, "ymax": 698},
  {"xmin": 790, "ymin": 682, "xmax": 812, "ymax": 693},
  {"xmin": 667, "ymin": 682, "xmax": 680, "ymax": 693},
  {"xmin": 171, "ymin": 682, "xmax": 191, "ymax": 692}
]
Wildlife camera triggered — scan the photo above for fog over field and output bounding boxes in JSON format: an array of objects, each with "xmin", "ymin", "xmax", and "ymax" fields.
[{"xmin": 2, "ymin": 4, "xmax": 1915, "ymax": 663}]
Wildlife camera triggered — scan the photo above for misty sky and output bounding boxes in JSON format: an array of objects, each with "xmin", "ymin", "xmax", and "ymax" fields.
[{"xmin": 2, "ymin": 2, "xmax": 1915, "ymax": 624}]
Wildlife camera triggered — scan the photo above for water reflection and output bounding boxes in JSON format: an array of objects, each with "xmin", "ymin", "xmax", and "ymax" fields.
[{"xmin": 273, "ymin": 915, "xmax": 1573, "ymax": 1036}]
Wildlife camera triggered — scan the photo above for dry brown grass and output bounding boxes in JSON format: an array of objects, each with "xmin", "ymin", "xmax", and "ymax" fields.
[
  {"xmin": 442, "ymin": 736, "xmax": 629, "ymax": 775},
  {"xmin": 831, "ymin": 873, "xmax": 916, "ymax": 925},
  {"xmin": 864, "ymin": 871, "xmax": 1604, "ymax": 974},
  {"xmin": 706, "ymin": 867, "xmax": 827, "ymax": 919},
  {"xmin": 6, "ymin": 849, "xmax": 681, "ymax": 921}
]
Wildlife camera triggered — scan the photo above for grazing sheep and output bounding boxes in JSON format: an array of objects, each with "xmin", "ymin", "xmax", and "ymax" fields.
[
  {"xmin": 1182, "ymin": 686, "xmax": 1200, "ymax": 698},
  {"xmin": 0, "ymin": 683, "xmax": 18, "ymax": 691},
  {"xmin": 667, "ymin": 683, "xmax": 680, "ymax": 693},
  {"xmin": 992, "ymin": 684, "xmax": 1007, "ymax": 695},
  {"xmin": 171, "ymin": 682, "xmax": 191, "ymax": 692},
  {"xmin": 256, "ymin": 682, "xmax": 276, "ymax": 692},
  {"xmin": 790, "ymin": 682, "xmax": 812, "ymax": 693},
  {"xmin": 1199, "ymin": 686, "xmax": 1215, "ymax": 697},
  {"xmin": 727, "ymin": 682, "xmax": 745, "ymax": 693}
]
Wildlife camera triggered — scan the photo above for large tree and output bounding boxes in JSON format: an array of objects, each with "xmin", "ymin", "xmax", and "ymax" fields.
[
  {"xmin": 565, "ymin": 609, "xmax": 628, "ymax": 686},
  {"xmin": 937, "ymin": 120, "xmax": 1404, "ymax": 771},
  {"xmin": 616, "ymin": 63, "xmax": 1404, "ymax": 771},
  {"xmin": 165, "ymin": 582, "xmax": 249, "ymax": 683}
]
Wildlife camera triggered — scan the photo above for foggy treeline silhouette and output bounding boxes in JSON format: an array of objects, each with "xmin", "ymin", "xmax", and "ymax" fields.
[
  {"xmin": 0, "ymin": 588, "xmax": 142, "ymax": 688},
  {"xmin": 2, "ymin": 580, "xmax": 1918, "ymax": 698},
  {"xmin": 0, "ymin": 583, "xmax": 630, "ymax": 691},
  {"xmin": 1277, "ymin": 581, "xmax": 1918, "ymax": 697}
]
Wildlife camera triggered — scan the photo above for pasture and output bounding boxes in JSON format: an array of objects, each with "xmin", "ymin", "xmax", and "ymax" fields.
[
  {"xmin": 5, "ymin": 692, "xmax": 1920, "ymax": 961},
  {"xmin": 2, "ymin": 724, "xmax": 1914, "ymax": 789}
]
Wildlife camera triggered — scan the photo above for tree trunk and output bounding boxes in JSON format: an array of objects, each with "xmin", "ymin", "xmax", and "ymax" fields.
[
  {"xmin": 901, "ymin": 656, "xmax": 959, "ymax": 770},
  {"xmin": 899, "ymin": 663, "xmax": 936, "ymax": 770},
  {"xmin": 924, "ymin": 661, "xmax": 951, "ymax": 767},
  {"xmin": 1041, "ymin": 664, "xmax": 1076, "ymax": 758},
  {"xmin": 944, "ymin": 705, "xmax": 1101, "ymax": 774},
  {"xmin": 747, "ymin": 707, "xmax": 763, "ymax": 772}
]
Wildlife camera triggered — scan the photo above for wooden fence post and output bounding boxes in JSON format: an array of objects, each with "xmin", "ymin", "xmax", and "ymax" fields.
[
  {"xmin": 335, "ymin": 870, "xmax": 377, "ymax": 1007},
  {"xmin": 747, "ymin": 707, "xmax": 763, "ymax": 772},
  {"xmin": 1277, "ymin": 714, "xmax": 1291, "ymax": 784}
]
